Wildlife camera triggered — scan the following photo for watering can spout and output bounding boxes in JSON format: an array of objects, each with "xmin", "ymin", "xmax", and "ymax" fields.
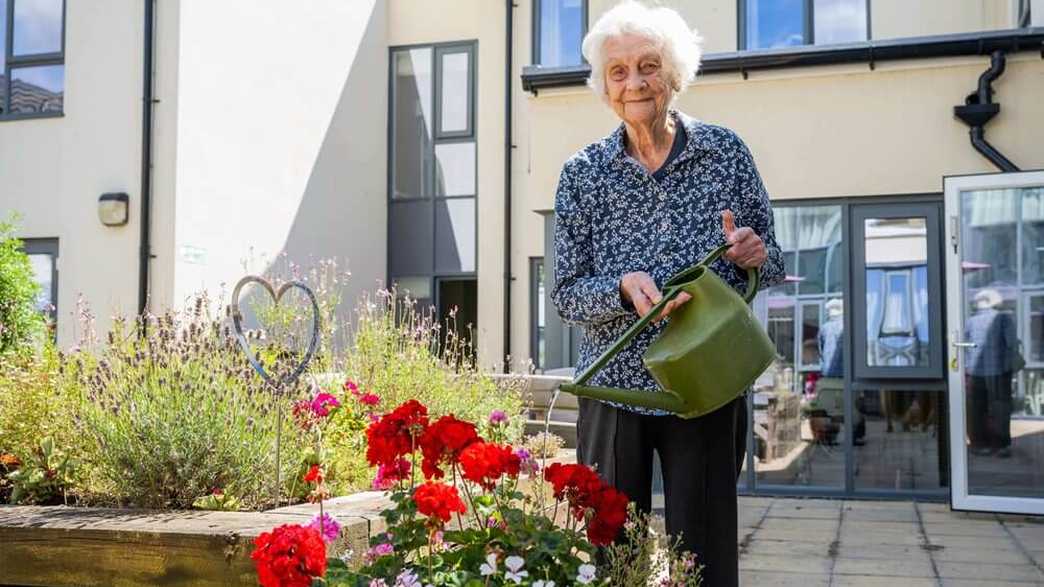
[{"xmin": 559, "ymin": 383, "xmax": 687, "ymax": 413}]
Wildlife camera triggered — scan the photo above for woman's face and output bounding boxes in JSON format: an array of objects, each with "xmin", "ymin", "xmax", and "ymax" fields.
[{"xmin": 603, "ymin": 33, "xmax": 673, "ymax": 128}]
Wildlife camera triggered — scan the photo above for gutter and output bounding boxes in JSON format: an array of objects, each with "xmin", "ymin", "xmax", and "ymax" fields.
[
  {"xmin": 138, "ymin": 0, "xmax": 156, "ymax": 316},
  {"xmin": 504, "ymin": 0, "xmax": 514, "ymax": 370},
  {"xmin": 521, "ymin": 27, "xmax": 1044, "ymax": 92},
  {"xmin": 954, "ymin": 50, "xmax": 1019, "ymax": 172}
]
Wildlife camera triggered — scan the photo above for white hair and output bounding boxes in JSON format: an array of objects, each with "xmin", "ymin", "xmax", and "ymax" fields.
[{"xmin": 582, "ymin": 1, "xmax": 703, "ymax": 104}]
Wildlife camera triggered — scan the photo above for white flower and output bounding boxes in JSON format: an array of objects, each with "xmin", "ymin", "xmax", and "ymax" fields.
[
  {"xmin": 504, "ymin": 555, "xmax": 528, "ymax": 584},
  {"xmin": 479, "ymin": 553, "xmax": 498, "ymax": 576},
  {"xmin": 394, "ymin": 570, "xmax": 422, "ymax": 587},
  {"xmin": 533, "ymin": 581, "xmax": 556, "ymax": 587},
  {"xmin": 576, "ymin": 563, "xmax": 597, "ymax": 585}
]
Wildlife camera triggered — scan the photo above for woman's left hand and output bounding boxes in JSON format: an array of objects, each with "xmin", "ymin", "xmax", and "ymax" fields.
[{"xmin": 722, "ymin": 210, "xmax": 767, "ymax": 269}]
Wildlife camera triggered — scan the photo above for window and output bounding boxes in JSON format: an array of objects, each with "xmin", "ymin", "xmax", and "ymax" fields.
[
  {"xmin": 533, "ymin": 0, "xmax": 587, "ymax": 67},
  {"xmin": 389, "ymin": 41, "xmax": 477, "ymax": 311},
  {"xmin": 530, "ymin": 257, "xmax": 546, "ymax": 369},
  {"xmin": 1, "ymin": 0, "xmax": 65, "ymax": 118},
  {"xmin": 22, "ymin": 238, "xmax": 58, "ymax": 331},
  {"xmin": 741, "ymin": 0, "xmax": 868, "ymax": 50}
]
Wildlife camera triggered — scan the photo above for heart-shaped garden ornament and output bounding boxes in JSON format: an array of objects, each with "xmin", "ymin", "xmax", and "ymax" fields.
[{"xmin": 229, "ymin": 275, "xmax": 320, "ymax": 393}]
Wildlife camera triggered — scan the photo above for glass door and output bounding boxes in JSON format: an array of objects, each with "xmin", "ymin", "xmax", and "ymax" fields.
[{"xmin": 945, "ymin": 170, "xmax": 1044, "ymax": 515}]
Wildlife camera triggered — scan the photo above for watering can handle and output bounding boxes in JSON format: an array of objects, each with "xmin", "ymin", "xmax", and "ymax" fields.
[{"xmin": 572, "ymin": 243, "xmax": 759, "ymax": 387}]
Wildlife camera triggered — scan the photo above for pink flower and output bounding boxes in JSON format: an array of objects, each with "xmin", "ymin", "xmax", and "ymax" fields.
[
  {"xmin": 307, "ymin": 513, "xmax": 341, "ymax": 544},
  {"xmin": 359, "ymin": 392, "xmax": 381, "ymax": 406},
  {"xmin": 515, "ymin": 447, "xmax": 540, "ymax": 476},
  {"xmin": 365, "ymin": 542, "xmax": 394, "ymax": 564},
  {"xmin": 310, "ymin": 393, "xmax": 341, "ymax": 417},
  {"xmin": 489, "ymin": 410, "xmax": 508, "ymax": 425},
  {"xmin": 343, "ymin": 379, "xmax": 361, "ymax": 397}
]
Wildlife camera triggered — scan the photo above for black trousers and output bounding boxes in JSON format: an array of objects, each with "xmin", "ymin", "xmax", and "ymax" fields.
[
  {"xmin": 968, "ymin": 373, "xmax": 1013, "ymax": 450},
  {"xmin": 577, "ymin": 397, "xmax": 746, "ymax": 587}
]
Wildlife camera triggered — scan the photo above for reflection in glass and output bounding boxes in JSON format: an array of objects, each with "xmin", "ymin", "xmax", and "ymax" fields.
[
  {"xmin": 393, "ymin": 276, "xmax": 432, "ymax": 300},
  {"xmin": 537, "ymin": 0, "xmax": 584, "ymax": 66},
  {"xmin": 746, "ymin": 0, "xmax": 805, "ymax": 49},
  {"xmin": 440, "ymin": 51, "xmax": 469, "ymax": 134},
  {"xmin": 535, "ymin": 260, "xmax": 546, "ymax": 369},
  {"xmin": 27, "ymin": 254, "xmax": 53, "ymax": 313},
  {"xmin": 435, "ymin": 142, "xmax": 476, "ymax": 197},
  {"xmin": 392, "ymin": 49, "xmax": 433, "ymax": 199},
  {"xmin": 961, "ymin": 187, "xmax": 1044, "ymax": 499},
  {"xmin": 13, "ymin": 0, "xmax": 63, "ymax": 56},
  {"xmin": 800, "ymin": 303, "xmax": 821, "ymax": 370},
  {"xmin": 864, "ymin": 217, "xmax": 929, "ymax": 368},
  {"xmin": 813, "ymin": 0, "xmax": 867, "ymax": 45},
  {"xmin": 854, "ymin": 389, "xmax": 947, "ymax": 491},
  {"xmin": 10, "ymin": 65, "xmax": 64, "ymax": 114}
]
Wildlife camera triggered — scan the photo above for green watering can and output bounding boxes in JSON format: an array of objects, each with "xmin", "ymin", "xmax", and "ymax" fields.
[{"xmin": 560, "ymin": 244, "xmax": 775, "ymax": 419}]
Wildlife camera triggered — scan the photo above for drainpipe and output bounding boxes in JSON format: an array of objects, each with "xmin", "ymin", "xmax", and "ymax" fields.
[
  {"xmin": 138, "ymin": 0, "xmax": 156, "ymax": 316},
  {"xmin": 503, "ymin": 0, "xmax": 515, "ymax": 371},
  {"xmin": 953, "ymin": 50, "xmax": 1020, "ymax": 172}
]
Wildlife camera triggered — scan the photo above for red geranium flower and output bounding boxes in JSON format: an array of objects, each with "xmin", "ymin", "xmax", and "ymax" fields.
[
  {"xmin": 372, "ymin": 457, "xmax": 412, "ymax": 490},
  {"xmin": 584, "ymin": 486, "xmax": 629, "ymax": 545},
  {"xmin": 544, "ymin": 463, "xmax": 629, "ymax": 545},
  {"xmin": 365, "ymin": 400, "xmax": 429, "ymax": 467},
  {"xmin": 544, "ymin": 463, "xmax": 603, "ymax": 511},
  {"xmin": 458, "ymin": 442, "xmax": 521, "ymax": 489},
  {"xmin": 251, "ymin": 524, "xmax": 327, "ymax": 587},
  {"xmin": 303, "ymin": 464, "xmax": 323, "ymax": 484},
  {"xmin": 419, "ymin": 415, "xmax": 479, "ymax": 479},
  {"xmin": 359, "ymin": 392, "xmax": 381, "ymax": 406},
  {"xmin": 413, "ymin": 481, "xmax": 467, "ymax": 524}
]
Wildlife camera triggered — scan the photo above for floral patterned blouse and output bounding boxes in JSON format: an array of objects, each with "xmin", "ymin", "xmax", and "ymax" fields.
[{"xmin": 551, "ymin": 110, "xmax": 786, "ymax": 414}]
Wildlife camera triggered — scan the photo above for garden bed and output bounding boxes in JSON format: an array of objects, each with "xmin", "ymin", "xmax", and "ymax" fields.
[{"xmin": 0, "ymin": 449, "xmax": 579, "ymax": 587}]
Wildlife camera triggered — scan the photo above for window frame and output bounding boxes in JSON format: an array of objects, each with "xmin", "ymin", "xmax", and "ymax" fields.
[
  {"xmin": 532, "ymin": 0, "xmax": 588, "ymax": 67},
  {"xmin": 2, "ymin": 0, "xmax": 66, "ymax": 121},
  {"xmin": 737, "ymin": 0, "xmax": 872, "ymax": 51},
  {"xmin": 387, "ymin": 40, "xmax": 479, "ymax": 288}
]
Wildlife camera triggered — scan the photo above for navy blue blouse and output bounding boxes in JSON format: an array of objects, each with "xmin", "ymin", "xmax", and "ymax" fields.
[{"xmin": 551, "ymin": 110, "xmax": 785, "ymax": 414}]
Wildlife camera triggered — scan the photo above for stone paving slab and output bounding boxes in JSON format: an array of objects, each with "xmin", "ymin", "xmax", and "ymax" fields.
[{"xmin": 737, "ymin": 496, "xmax": 1044, "ymax": 586}]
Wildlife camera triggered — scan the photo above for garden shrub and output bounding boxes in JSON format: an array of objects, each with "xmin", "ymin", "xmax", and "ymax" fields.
[
  {"xmin": 0, "ymin": 215, "xmax": 45, "ymax": 357},
  {"xmin": 324, "ymin": 291, "xmax": 526, "ymax": 493},
  {"xmin": 72, "ymin": 296, "xmax": 311, "ymax": 509}
]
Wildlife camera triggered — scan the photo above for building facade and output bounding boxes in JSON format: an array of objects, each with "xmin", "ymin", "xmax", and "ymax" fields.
[{"xmin": 3, "ymin": 0, "xmax": 1044, "ymax": 508}]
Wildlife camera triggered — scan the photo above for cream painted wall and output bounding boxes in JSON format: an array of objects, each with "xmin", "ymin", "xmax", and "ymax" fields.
[
  {"xmin": 388, "ymin": 0, "xmax": 508, "ymax": 369},
  {"xmin": 872, "ymin": 0, "xmax": 1015, "ymax": 40},
  {"xmin": 172, "ymin": 0, "xmax": 387, "ymax": 331},
  {"xmin": 0, "ymin": 0, "xmax": 146, "ymax": 348}
]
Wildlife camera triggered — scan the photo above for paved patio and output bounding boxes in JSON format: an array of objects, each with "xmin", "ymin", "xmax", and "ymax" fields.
[{"xmin": 734, "ymin": 496, "xmax": 1044, "ymax": 586}]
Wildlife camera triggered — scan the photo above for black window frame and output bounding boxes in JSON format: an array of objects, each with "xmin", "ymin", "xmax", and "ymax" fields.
[
  {"xmin": 738, "ymin": 0, "xmax": 872, "ymax": 51},
  {"xmin": 532, "ymin": 0, "xmax": 589, "ymax": 67},
  {"xmin": 1018, "ymin": 0, "xmax": 1032, "ymax": 28},
  {"xmin": 2, "ymin": 0, "xmax": 66, "ymax": 121},
  {"xmin": 387, "ymin": 40, "xmax": 479, "ymax": 295},
  {"xmin": 850, "ymin": 202, "xmax": 945, "ymax": 380},
  {"xmin": 21, "ymin": 237, "xmax": 58, "ymax": 330}
]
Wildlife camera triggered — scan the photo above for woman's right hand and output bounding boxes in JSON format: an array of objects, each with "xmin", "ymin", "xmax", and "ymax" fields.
[{"xmin": 620, "ymin": 272, "xmax": 692, "ymax": 322}]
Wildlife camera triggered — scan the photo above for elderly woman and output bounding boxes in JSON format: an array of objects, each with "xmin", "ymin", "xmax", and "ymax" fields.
[{"xmin": 550, "ymin": 2, "xmax": 784, "ymax": 584}]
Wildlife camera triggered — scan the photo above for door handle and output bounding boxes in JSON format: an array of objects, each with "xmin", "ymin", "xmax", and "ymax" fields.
[{"xmin": 952, "ymin": 341, "xmax": 978, "ymax": 348}]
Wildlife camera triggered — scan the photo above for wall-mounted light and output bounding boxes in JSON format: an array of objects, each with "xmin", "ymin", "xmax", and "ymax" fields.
[{"xmin": 98, "ymin": 192, "xmax": 130, "ymax": 226}]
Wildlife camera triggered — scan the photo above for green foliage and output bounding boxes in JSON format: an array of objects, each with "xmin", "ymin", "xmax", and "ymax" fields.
[
  {"xmin": 0, "ymin": 348, "xmax": 80, "ymax": 469},
  {"xmin": 72, "ymin": 296, "xmax": 310, "ymax": 509},
  {"xmin": 325, "ymin": 292, "xmax": 526, "ymax": 493},
  {"xmin": 192, "ymin": 490, "xmax": 243, "ymax": 511},
  {"xmin": 0, "ymin": 215, "xmax": 45, "ymax": 357},
  {"xmin": 6, "ymin": 437, "xmax": 77, "ymax": 505}
]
